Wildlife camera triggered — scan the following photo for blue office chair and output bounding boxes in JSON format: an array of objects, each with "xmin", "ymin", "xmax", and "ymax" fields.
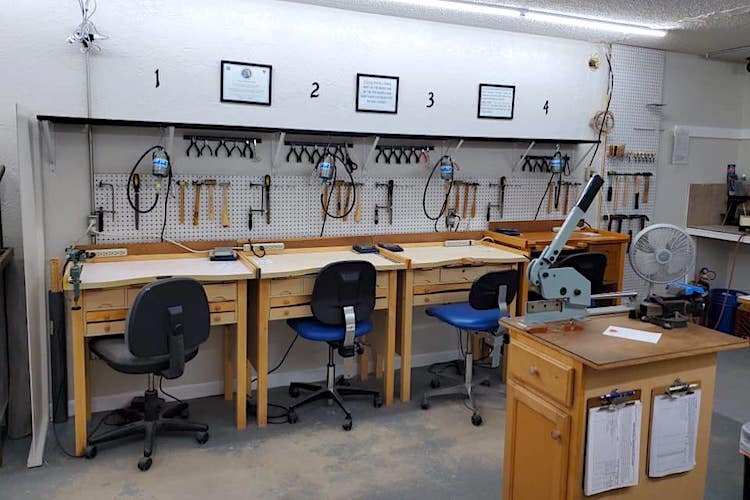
[
  {"xmin": 285, "ymin": 261, "xmax": 383, "ymax": 431},
  {"xmin": 421, "ymin": 270, "xmax": 518, "ymax": 426},
  {"xmin": 83, "ymin": 278, "xmax": 211, "ymax": 471}
]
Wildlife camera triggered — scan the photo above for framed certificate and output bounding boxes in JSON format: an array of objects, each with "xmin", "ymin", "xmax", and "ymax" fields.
[
  {"xmin": 356, "ymin": 73, "xmax": 399, "ymax": 114},
  {"xmin": 220, "ymin": 60, "xmax": 272, "ymax": 106},
  {"xmin": 477, "ymin": 83, "xmax": 515, "ymax": 119}
]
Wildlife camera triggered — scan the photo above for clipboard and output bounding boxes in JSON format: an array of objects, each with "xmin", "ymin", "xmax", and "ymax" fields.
[
  {"xmin": 587, "ymin": 388, "xmax": 642, "ymax": 411},
  {"xmin": 647, "ymin": 378, "xmax": 702, "ymax": 478},
  {"xmin": 584, "ymin": 388, "xmax": 642, "ymax": 496}
]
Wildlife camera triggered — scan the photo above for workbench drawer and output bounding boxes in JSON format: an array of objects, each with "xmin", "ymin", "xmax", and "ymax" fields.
[
  {"xmin": 211, "ymin": 311, "xmax": 236, "ymax": 325},
  {"xmin": 270, "ymin": 277, "xmax": 305, "ymax": 297},
  {"xmin": 86, "ymin": 288, "xmax": 126, "ymax": 310},
  {"xmin": 204, "ymin": 283, "xmax": 237, "ymax": 302},
  {"xmin": 209, "ymin": 301, "xmax": 236, "ymax": 313},
  {"xmin": 440, "ymin": 266, "xmax": 488, "ymax": 283},
  {"xmin": 86, "ymin": 320, "xmax": 126, "ymax": 336},
  {"xmin": 508, "ymin": 342, "xmax": 574, "ymax": 407},
  {"xmin": 413, "ymin": 269, "xmax": 440, "ymax": 285},
  {"xmin": 86, "ymin": 309, "xmax": 128, "ymax": 323}
]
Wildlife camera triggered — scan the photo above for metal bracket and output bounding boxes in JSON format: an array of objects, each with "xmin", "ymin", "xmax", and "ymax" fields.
[{"xmin": 513, "ymin": 140, "xmax": 536, "ymax": 172}]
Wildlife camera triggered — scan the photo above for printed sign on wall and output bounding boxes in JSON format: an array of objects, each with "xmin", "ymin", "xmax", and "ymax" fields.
[
  {"xmin": 221, "ymin": 60, "xmax": 273, "ymax": 106},
  {"xmin": 356, "ymin": 73, "xmax": 399, "ymax": 114},
  {"xmin": 477, "ymin": 83, "xmax": 515, "ymax": 120}
]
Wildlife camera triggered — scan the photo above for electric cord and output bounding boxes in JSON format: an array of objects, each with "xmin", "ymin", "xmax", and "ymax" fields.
[
  {"xmin": 247, "ymin": 334, "xmax": 300, "ymax": 424},
  {"xmin": 589, "ymin": 47, "xmax": 614, "ymax": 169},
  {"xmin": 534, "ymin": 170, "xmax": 558, "ymax": 220},
  {"xmin": 159, "ymin": 376, "xmax": 184, "ymax": 404},
  {"xmin": 711, "ymin": 234, "xmax": 744, "ymax": 330},
  {"xmin": 67, "ymin": 0, "xmax": 108, "ymax": 53},
  {"xmin": 125, "ymin": 145, "xmax": 174, "ymax": 242},
  {"xmin": 422, "ymin": 156, "xmax": 455, "ymax": 232},
  {"xmin": 319, "ymin": 148, "xmax": 358, "ymax": 237}
]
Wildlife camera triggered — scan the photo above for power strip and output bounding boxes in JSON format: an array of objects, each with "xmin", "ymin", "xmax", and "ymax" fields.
[
  {"xmin": 444, "ymin": 240, "xmax": 472, "ymax": 247},
  {"xmin": 243, "ymin": 242, "xmax": 285, "ymax": 253},
  {"xmin": 88, "ymin": 248, "xmax": 128, "ymax": 258}
]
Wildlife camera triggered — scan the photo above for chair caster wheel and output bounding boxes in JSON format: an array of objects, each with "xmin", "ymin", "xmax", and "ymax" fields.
[
  {"xmin": 196, "ymin": 431, "xmax": 209, "ymax": 445},
  {"xmin": 287, "ymin": 410, "xmax": 299, "ymax": 424},
  {"xmin": 430, "ymin": 378, "xmax": 441, "ymax": 389},
  {"xmin": 480, "ymin": 380, "xmax": 491, "ymax": 387},
  {"xmin": 83, "ymin": 446, "xmax": 97, "ymax": 459},
  {"xmin": 337, "ymin": 376, "xmax": 351, "ymax": 387},
  {"xmin": 137, "ymin": 456, "xmax": 152, "ymax": 471},
  {"xmin": 471, "ymin": 413, "xmax": 483, "ymax": 426},
  {"xmin": 288, "ymin": 387, "xmax": 300, "ymax": 398},
  {"xmin": 342, "ymin": 417, "xmax": 352, "ymax": 431},
  {"xmin": 373, "ymin": 395, "xmax": 383, "ymax": 408},
  {"xmin": 420, "ymin": 399, "xmax": 430, "ymax": 410}
]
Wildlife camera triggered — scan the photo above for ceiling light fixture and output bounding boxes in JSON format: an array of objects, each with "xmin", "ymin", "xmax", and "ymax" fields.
[{"xmin": 392, "ymin": 1, "xmax": 667, "ymax": 37}]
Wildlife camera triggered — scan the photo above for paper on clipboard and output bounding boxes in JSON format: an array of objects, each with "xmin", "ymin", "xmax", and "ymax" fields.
[
  {"xmin": 603, "ymin": 325, "xmax": 661, "ymax": 344},
  {"xmin": 649, "ymin": 390, "xmax": 701, "ymax": 477},
  {"xmin": 584, "ymin": 401, "xmax": 641, "ymax": 495}
]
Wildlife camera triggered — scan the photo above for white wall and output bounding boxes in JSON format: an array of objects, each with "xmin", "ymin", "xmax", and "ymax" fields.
[
  {"xmin": 0, "ymin": 0, "xmax": 615, "ymax": 414},
  {"xmin": 652, "ymin": 52, "xmax": 750, "ymax": 294}
]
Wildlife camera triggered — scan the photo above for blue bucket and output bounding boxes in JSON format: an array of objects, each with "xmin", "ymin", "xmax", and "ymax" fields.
[{"xmin": 708, "ymin": 288, "xmax": 748, "ymax": 333}]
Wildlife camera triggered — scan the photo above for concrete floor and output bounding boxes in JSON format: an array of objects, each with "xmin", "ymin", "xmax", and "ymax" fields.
[{"xmin": 1, "ymin": 352, "xmax": 748, "ymax": 499}]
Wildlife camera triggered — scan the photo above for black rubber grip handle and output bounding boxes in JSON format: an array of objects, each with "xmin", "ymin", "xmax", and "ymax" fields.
[{"xmin": 576, "ymin": 174, "xmax": 604, "ymax": 213}]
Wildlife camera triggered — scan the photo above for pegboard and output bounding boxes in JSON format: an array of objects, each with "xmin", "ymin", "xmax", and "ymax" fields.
[
  {"xmin": 602, "ymin": 45, "xmax": 665, "ymax": 293},
  {"xmin": 93, "ymin": 166, "xmax": 584, "ymax": 244}
]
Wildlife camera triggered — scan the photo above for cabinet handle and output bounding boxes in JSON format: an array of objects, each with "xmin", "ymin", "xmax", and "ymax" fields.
[
  {"xmin": 529, "ymin": 366, "xmax": 539, "ymax": 376},
  {"xmin": 550, "ymin": 430, "xmax": 561, "ymax": 440}
]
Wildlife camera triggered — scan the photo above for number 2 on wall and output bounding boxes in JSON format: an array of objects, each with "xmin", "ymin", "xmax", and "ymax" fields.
[
  {"xmin": 310, "ymin": 82, "xmax": 320, "ymax": 98},
  {"xmin": 426, "ymin": 91, "xmax": 435, "ymax": 108}
]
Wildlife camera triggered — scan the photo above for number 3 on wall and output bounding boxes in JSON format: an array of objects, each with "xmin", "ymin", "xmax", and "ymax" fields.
[
  {"xmin": 310, "ymin": 82, "xmax": 320, "ymax": 99},
  {"xmin": 426, "ymin": 91, "xmax": 435, "ymax": 108}
]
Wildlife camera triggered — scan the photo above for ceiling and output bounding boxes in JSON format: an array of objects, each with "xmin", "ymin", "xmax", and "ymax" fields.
[{"xmin": 286, "ymin": 0, "xmax": 750, "ymax": 61}]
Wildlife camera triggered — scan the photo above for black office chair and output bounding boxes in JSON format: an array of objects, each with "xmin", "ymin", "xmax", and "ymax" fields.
[
  {"xmin": 528, "ymin": 252, "xmax": 608, "ymax": 301},
  {"xmin": 422, "ymin": 270, "xmax": 518, "ymax": 426},
  {"xmin": 285, "ymin": 261, "xmax": 382, "ymax": 431},
  {"xmin": 83, "ymin": 278, "xmax": 211, "ymax": 471}
]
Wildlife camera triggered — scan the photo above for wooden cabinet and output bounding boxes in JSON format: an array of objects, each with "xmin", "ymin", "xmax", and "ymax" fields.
[{"xmin": 504, "ymin": 381, "xmax": 570, "ymax": 500}]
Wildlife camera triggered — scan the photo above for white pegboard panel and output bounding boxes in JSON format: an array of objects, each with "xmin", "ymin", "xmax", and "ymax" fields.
[
  {"xmin": 94, "ymin": 169, "xmax": 585, "ymax": 243},
  {"xmin": 603, "ymin": 45, "xmax": 665, "ymax": 292}
]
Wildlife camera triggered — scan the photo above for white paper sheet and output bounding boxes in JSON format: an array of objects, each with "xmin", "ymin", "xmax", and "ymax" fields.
[
  {"xmin": 585, "ymin": 401, "xmax": 642, "ymax": 496},
  {"xmin": 603, "ymin": 325, "xmax": 662, "ymax": 344},
  {"xmin": 648, "ymin": 390, "xmax": 701, "ymax": 477},
  {"xmin": 672, "ymin": 126, "xmax": 690, "ymax": 164}
]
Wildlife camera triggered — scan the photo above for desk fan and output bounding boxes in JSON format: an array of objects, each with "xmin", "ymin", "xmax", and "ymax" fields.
[{"xmin": 629, "ymin": 223, "xmax": 705, "ymax": 328}]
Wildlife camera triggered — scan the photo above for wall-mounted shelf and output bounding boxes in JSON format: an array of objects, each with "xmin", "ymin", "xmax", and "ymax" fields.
[{"xmin": 36, "ymin": 115, "xmax": 600, "ymax": 145}]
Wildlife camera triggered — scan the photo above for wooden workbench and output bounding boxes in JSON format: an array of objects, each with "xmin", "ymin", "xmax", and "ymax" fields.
[
  {"xmin": 486, "ymin": 219, "xmax": 629, "ymax": 296},
  {"xmin": 500, "ymin": 313, "xmax": 748, "ymax": 499},
  {"xmin": 245, "ymin": 247, "xmax": 405, "ymax": 426},
  {"xmin": 380, "ymin": 240, "xmax": 527, "ymax": 401},
  {"xmin": 65, "ymin": 254, "xmax": 255, "ymax": 456}
]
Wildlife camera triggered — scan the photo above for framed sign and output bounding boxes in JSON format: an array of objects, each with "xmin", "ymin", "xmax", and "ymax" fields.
[
  {"xmin": 221, "ymin": 60, "xmax": 272, "ymax": 106},
  {"xmin": 477, "ymin": 83, "xmax": 515, "ymax": 119},
  {"xmin": 356, "ymin": 73, "xmax": 399, "ymax": 114}
]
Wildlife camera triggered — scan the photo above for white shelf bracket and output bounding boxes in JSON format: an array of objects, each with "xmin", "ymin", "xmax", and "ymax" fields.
[
  {"xmin": 513, "ymin": 140, "xmax": 536, "ymax": 172},
  {"xmin": 363, "ymin": 136, "xmax": 380, "ymax": 171},
  {"xmin": 272, "ymin": 131, "xmax": 286, "ymax": 173}
]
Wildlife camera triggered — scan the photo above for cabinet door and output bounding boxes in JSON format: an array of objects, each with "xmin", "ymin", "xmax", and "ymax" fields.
[{"xmin": 504, "ymin": 381, "xmax": 571, "ymax": 500}]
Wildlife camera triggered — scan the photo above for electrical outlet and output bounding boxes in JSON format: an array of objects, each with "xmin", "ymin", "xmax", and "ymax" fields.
[
  {"xmin": 88, "ymin": 248, "xmax": 128, "ymax": 258},
  {"xmin": 243, "ymin": 242, "xmax": 285, "ymax": 254}
]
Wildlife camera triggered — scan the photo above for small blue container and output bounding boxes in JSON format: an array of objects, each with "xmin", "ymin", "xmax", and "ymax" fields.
[{"xmin": 708, "ymin": 288, "xmax": 748, "ymax": 333}]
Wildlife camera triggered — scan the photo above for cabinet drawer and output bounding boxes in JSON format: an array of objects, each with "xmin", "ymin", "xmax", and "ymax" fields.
[
  {"xmin": 86, "ymin": 320, "xmax": 125, "ymax": 336},
  {"xmin": 86, "ymin": 309, "xmax": 127, "ymax": 323},
  {"xmin": 126, "ymin": 286, "xmax": 142, "ymax": 307},
  {"xmin": 209, "ymin": 301, "xmax": 236, "ymax": 313},
  {"xmin": 204, "ymin": 283, "xmax": 236, "ymax": 302},
  {"xmin": 413, "ymin": 269, "xmax": 440, "ymax": 284},
  {"xmin": 508, "ymin": 342, "xmax": 574, "ymax": 407},
  {"xmin": 440, "ymin": 266, "xmax": 488, "ymax": 283},
  {"xmin": 270, "ymin": 277, "xmax": 305, "ymax": 297},
  {"xmin": 211, "ymin": 311, "xmax": 236, "ymax": 325},
  {"xmin": 86, "ymin": 288, "xmax": 126, "ymax": 310}
]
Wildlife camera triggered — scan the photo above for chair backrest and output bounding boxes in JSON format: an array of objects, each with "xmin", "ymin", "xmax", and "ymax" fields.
[
  {"xmin": 553, "ymin": 252, "xmax": 607, "ymax": 294},
  {"xmin": 311, "ymin": 261, "xmax": 376, "ymax": 325},
  {"xmin": 126, "ymin": 277, "xmax": 210, "ymax": 378},
  {"xmin": 469, "ymin": 270, "xmax": 519, "ymax": 311}
]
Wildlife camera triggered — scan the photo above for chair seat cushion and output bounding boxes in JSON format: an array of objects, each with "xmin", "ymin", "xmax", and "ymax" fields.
[
  {"xmin": 426, "ymin": 302, "xmax": 502, "ymax": 331},
  {"xmin": 286, "ymin": 318, "xmax": 373, "ymax": 342},
  {"xmin": 90, "ymin": 336, "xmax": 199, "ymax": 375}
]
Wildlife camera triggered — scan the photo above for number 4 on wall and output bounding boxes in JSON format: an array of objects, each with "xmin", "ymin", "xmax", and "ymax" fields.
[{"xmin": 543, "ymin": 100, "xmax": 549, "ymax": 115}]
